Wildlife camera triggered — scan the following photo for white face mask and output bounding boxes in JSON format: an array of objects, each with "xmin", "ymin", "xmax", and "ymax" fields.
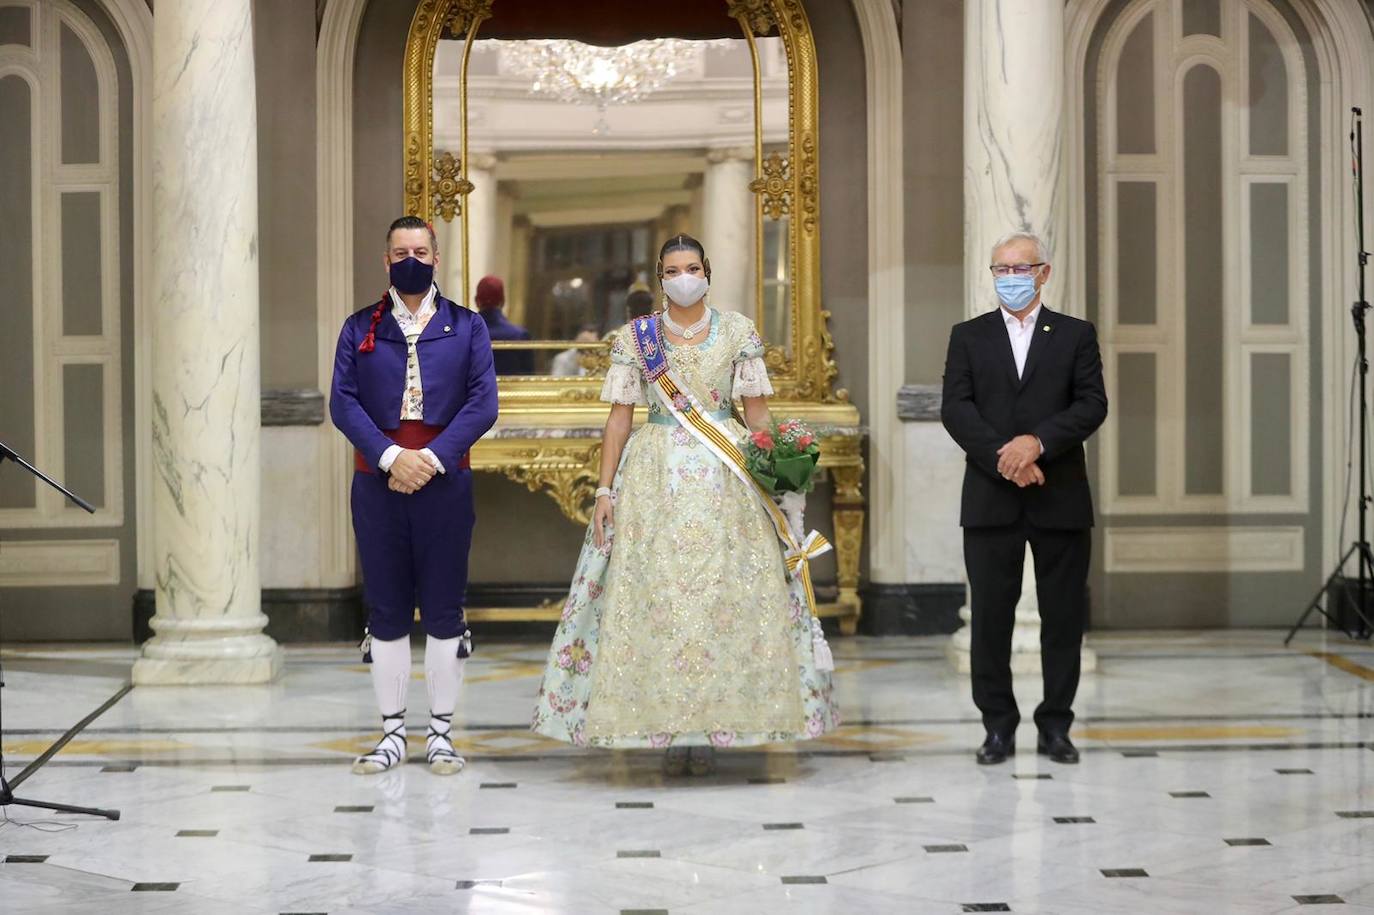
[{"xmin": 662, "ymin": 273, "xmax": 709, "ymax": 308}]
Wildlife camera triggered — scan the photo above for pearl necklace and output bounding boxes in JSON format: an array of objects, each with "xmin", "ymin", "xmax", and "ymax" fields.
[{"xmin": 662, "ymin": 306, "xmax": 711, "ymax": 340}]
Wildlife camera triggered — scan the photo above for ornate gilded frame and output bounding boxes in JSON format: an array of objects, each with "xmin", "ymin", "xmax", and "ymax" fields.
[{"xmin": 400, "ymin": 0, "xmax": 845, "ymax": 410}]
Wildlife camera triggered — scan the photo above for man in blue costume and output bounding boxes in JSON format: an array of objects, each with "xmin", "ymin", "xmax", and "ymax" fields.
[
  {"xmin": 330, "ymin": 216, "xmax": 499, "ymax": 775},
  {"xmin": 474, "ymin": 275, "xmax": 534, "ymax": 375}
]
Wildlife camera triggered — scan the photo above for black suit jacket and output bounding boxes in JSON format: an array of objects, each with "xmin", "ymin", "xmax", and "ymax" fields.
[{"xmin": 940, "ymin": 307, "xmax": 1108, "ymax": 530}]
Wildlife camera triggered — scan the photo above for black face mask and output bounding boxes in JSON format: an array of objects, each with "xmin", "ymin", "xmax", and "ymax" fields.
[{"xmin": 389, "ymin": 257, "xmax": 434, "ymax": 295}]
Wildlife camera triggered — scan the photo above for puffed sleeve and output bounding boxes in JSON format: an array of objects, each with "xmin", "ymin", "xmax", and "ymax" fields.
[
  {"xmin": 732, "ymin": 318, "xmax": 774, "ymax": 398},
  {"xmin": 600, "ymin": 326, "xmax": 648, "ymax": 405}
]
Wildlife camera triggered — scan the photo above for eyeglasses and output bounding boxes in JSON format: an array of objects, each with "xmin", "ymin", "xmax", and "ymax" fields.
[{"xmin": 989, "ymin": 263, "xmax": 1045, "ymax": 277}]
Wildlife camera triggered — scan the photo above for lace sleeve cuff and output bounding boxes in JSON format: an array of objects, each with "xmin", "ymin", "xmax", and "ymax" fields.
[
  {"xmin": 600, "ymin": 363, "xmax": 648, "ymax": 405},
  {"xmin": 733, "ymin": 356, "xmax": 774, "ymax": 398}
]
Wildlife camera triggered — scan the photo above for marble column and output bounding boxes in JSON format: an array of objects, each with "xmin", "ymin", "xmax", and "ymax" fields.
[
  {"xmin": 437, "ymin": 154, "xmax": 498, "ymax": 308},
  {"xmin": 950, "ymin": 0, "xmax": 1095, "ymax": 674},
  {"xmin": 435, "ymin": 212, "xmax": 462, "ymax": 302},
  {"xmin": 701, "ymin": 146, "xmax": 755, "ymax": 317},
  {"xmin": 458, "ymin": 153, "xmax": 499, "ymax": 306},
  {"xmin": 134, "ymin": 0, "xmax": 282, "ymax": 685},
  {"xmin": 963, "ymin": 0, "xmax": 1065, "ymax": 317}
]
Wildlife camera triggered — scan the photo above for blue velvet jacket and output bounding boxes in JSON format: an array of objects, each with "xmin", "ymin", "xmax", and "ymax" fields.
[{"xmin": 329, "ymin": 292, "xmax": 498, "ymax": 473}]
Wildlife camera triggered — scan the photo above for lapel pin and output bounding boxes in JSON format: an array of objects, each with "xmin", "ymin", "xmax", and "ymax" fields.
[
  {"xmin": 443, "ymin": 325, "xmax": 451, "ymax": 333},
  {"xmin": 1042, "ymin": 325, "xmax": 1052, "ymax": 332}
]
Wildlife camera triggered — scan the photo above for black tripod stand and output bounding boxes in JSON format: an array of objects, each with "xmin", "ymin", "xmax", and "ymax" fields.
[
  {"xmin": 0, "ymin": 440, "xmax": 120, "ymax": 820},
  {"xmin": 1286, "ymin": 108, "xmax": 1374, "ymax": 645}
]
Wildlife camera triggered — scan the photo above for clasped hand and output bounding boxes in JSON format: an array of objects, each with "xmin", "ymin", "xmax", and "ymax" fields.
[
  {"xmin": 387, "ymin": 449, "xmax": 439, "ymax": 494},
  {"xmin": 996, "ymin": 434, "xmax": 1045, "ymax": 488}
]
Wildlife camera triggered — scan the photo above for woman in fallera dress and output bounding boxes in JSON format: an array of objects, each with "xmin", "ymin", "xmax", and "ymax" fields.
[{"xmin": 531, "ymin": 234, "xmax": 839, "ymax": 775}]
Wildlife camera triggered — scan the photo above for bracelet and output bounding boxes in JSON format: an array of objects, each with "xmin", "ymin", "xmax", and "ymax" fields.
[{"xmin": 595, "ymin": 487, "xmax": 612, "ymax": 500}]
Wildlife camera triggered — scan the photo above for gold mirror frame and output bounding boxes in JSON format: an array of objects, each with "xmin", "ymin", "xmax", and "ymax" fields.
[{"xmin": 400, "ymin": 0, "xmax": 845, "ymax": 411}]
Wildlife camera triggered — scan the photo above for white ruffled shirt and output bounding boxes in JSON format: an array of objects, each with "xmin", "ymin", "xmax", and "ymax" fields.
[{"xmin": 378, "ymin": 284, "xmax": 446, "ymax": 475}]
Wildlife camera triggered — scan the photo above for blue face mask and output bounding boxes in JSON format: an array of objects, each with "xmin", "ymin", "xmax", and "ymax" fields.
[
  {"xmin": 994, "ymin": 274, "xmax": 1039, "ymax": 311},
  {"xmin": 389, "ymin": 257, "xmax": 434, "ymax": 295}
]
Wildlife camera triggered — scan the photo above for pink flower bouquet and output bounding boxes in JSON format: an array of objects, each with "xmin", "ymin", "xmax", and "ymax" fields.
[{"xmin": 741, "ymin": 419, "xmax": 821, "ymax": 495}]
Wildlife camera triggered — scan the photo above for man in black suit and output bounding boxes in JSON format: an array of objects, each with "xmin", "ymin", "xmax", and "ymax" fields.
[{"xmin": 941, "ymin": 232, "xmax": 1108, "ymax": 766}]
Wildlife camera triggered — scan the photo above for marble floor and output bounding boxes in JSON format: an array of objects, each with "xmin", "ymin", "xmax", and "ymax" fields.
[{"xmin": 1, "ymin": 631, "xmax": 1372, "ymax": 914}]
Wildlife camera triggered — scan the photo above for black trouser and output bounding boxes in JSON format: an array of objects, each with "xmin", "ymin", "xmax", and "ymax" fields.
[{"xmin": 964, "ymin": 519, "xmax": 1091, "ymax": 738}]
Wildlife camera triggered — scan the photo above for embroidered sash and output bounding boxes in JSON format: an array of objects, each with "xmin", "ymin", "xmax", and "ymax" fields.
[{"xmin": 630, "ymin": 315, "xmax": 834, "ymax": 667}]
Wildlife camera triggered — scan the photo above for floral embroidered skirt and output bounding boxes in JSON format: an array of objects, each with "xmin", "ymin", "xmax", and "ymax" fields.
[{"xmin": 531, "ymin": 421, "xmax": 840, "ymax": 748}]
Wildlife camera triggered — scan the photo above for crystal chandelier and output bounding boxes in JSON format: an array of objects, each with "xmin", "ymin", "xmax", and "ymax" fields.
[{"xmin": 492, "ymin": 39, "xmax": 731, "ymax": 133}]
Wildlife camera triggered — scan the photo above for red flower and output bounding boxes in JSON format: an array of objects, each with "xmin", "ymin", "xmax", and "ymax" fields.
[
  {"xmin": 751, "ymin": 431, "xmax": 775, "ymax": 450},
  {"xmin": 797, "ymin": 434, "xmax": 814, "ymax": 448}
]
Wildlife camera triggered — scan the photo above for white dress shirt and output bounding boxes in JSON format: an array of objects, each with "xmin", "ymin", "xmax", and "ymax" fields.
[
  {"xmin": 1001, "ymin": 301, "xmax": 1045, "ymax": 457},
  {"xmin": 378, "ymin": 284, "xmax": 445, "ymax": 475},
  {"xmin": 1002, "ymin": 302, "xmax": 1042, "ymax": 379}
]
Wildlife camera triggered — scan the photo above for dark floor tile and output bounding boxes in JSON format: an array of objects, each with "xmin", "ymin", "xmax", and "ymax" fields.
[
  {"xmin": 1121, "ymin": 750, "xmax": 1159, "ymax": 758},
  {"xmin": 456, "ymin": 880, "xmax": 503, "ymax": 889},
  {"xmin": 1101, "ymin": 869, "xmax": 1149, "ymax": 878},
  {"xmin": 868, "ymin": 752, "xmax": 906, "ymax": 762},
  {"xmin": 480, "ymin": 782, "xmax": 517, "ymax": 789},
  {"xmin": 895, "ymin": 796, "xmax": 934, "ymax": 804},
  {"xmin": 1336, "ymin": 811, "xmax": 1373, "ymax": 818},
  {"xmin": 4, "ymin": 855, "xmax": 49, "ymax": 863},
  {"xmin": 616, "ymin": 801, "xmax": 654, "ymax": 809},
  {"xmin": 131, "ymin": 883, "xmax": 179, "ymax": 892},
  {"xmin": 1293, "ymin": 895, "xmax": 1345, "ymax": 905},
  {"xmin": 469, "ymin": 827, "xmax": 510, "ymax": 835},
  {"xmin": 308, "ymin": 854, "xmax": 352, "ymax": 862},
  {"xmin": 617, "ymin": 850, "xmax": 661, "ymax": 858},
  {"xmin": 176, "ymin": 830, "xmax": 218, "ymax": 838},
  {"xmin": 962, "ymin": 906, "xmax": 1012, "ymax": 913},
  {"xmin": 620, "ymin": 910, "xmax": 670, "ymax": 915},
  {"xmin": 1277, "ymin": 768, "xmax": 1314, "ymax": 775},
  {"xmin": 1053, "ymin": 817, "xmax": 1095, "ymax": 824},
  {"xmin": 1225, "ymin": 838, "xmax": 1272, "ymax": 847},
  {"xmin": 780, "ymin": 876, "xmax": 827, "ymax": 885},
  {"xmin": 748, "ymin": 776, "xmax": 786, "ymax": 784},
  {"xmin": 1012, "ymin": 773, "xmax": 1052, "ymax": 780},
  {"xmin": 211, "ymin": 785, "xmax": 250, "ymax": 792},
  {"xmin": 1169, "ymin": 791, "xmax": 1211, "ymax": 798},
  {"xmin": 763, "ymin": 823, "xmax": 804, "ymax": 830},
  {"xmin": 925, "ymin": 844, "xmax": 969, "ymax": 853},
  {"xmin": 334, "ymin": 805, "xmax": 373, "ymax": 813},
  {"xmin": 100, "ymin": 765, "xmax": 136, "ymax": 773}
]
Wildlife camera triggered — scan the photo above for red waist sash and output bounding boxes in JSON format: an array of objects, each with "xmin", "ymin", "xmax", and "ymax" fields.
[{"xmin": 355, "ymin": 420, "xmax": 470, "ymax": 473}]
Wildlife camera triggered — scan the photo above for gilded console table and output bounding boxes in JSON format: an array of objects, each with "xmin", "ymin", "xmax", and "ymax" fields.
[{"xmin": 468, "ymin": 405, "xmax": 865, "ymax": 634}]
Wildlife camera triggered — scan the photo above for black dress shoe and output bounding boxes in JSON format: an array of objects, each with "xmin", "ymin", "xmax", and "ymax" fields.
[
  {"xmin": 976, "ymin": 733, "xmax": 1015, "ymax": 765},
  {"xmin": 1037, "ymin": 733, "xmax": 1080, "ymax": 764}
]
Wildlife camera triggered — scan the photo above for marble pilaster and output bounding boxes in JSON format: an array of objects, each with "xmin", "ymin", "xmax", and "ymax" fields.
[
  {"xmin": 135, "ymin": 0, "xmax": 282, "ymax": 684},
  {"xmin": 950, "ymin": 0, "xmax": 1092, "ymax": 674},
  {"xmin": 701, "ymin": 146, "xmax": 755, "ymax": 317}
]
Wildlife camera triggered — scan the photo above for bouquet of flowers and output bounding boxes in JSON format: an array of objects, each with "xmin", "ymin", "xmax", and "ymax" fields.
[{"xmin": 742, "ymin": 419, "xmax": 821, "ymax": 496}]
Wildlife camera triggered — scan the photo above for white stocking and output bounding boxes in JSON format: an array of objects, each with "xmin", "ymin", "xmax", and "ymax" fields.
[
  {"xmin": 369, "ymin": 635, "xmax": 411, "ymax": 716},
  {"xmin": 424, "ymin": 635, "xmax": 466, "ymax": 723}
]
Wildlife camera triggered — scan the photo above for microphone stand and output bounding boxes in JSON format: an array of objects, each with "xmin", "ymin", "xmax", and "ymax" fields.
[
  {"xmin": 0, "ymin": 440, "xmax": 119, "ymax": 820},
  {"xmin": 1286, "ymin": 108, "xmax": 1374, "ymax": 644}
]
